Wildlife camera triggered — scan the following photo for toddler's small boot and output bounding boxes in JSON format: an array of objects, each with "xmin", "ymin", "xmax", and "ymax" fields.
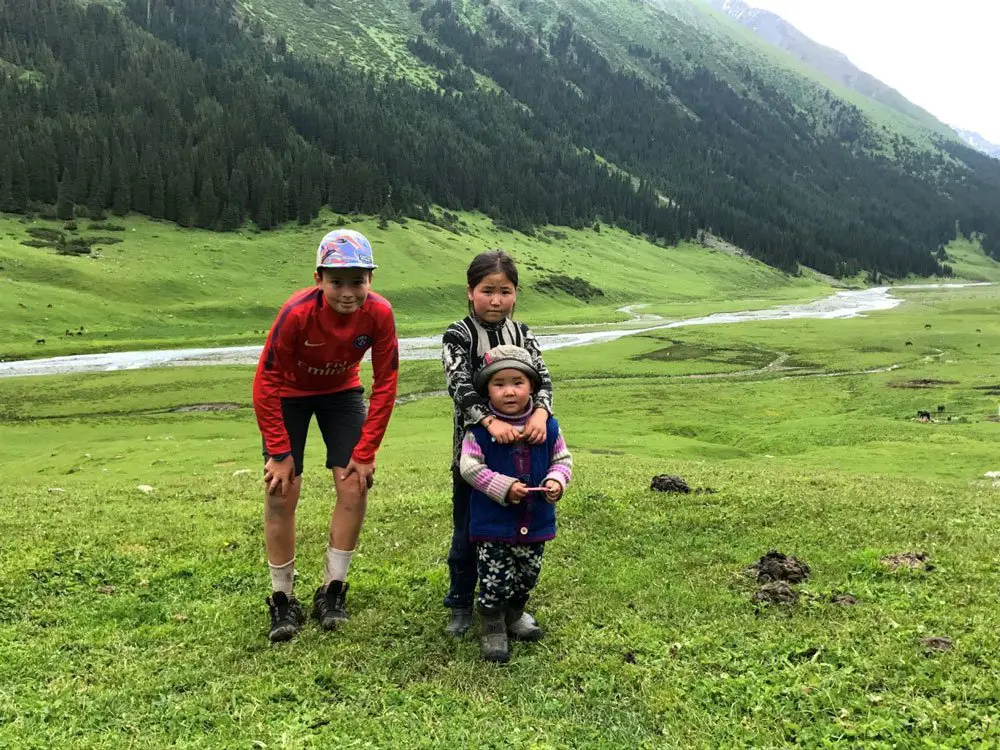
[
  {"xmin": 506, "ymin": 607, "xmax": 544, "ymax": 642},
  {"xmin": 479, "ymin": 607, "xmax": 509, "ymax": 663},
  {"xmin": 446, "ymin": 605, "xmax": 474, "ymax": 637}
]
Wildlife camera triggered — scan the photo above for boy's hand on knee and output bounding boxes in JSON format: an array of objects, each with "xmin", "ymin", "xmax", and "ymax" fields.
[
  {"xmin": 264, "ymin": 456, "xmax": 296, "ymax": 498},
  {"xmin": 340, "ymin": 459, "xmax": 375, "ymax": 492},
  {"xmin": 507, "ymin": 482, "xmax": 529, "ymax": 505}
]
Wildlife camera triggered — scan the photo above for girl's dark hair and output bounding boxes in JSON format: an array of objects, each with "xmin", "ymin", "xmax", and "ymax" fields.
[
  {"xmin": 467, "ymin": 250, "xmax": 518, "ymax": 290},
  {"xmin": 466, "ymin": 250, "xmax": 519, "ymax": 317}
]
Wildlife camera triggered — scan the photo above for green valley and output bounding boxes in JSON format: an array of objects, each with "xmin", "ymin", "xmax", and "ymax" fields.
[
  {"xmin": 2, "ymin": 282, "xmax": 999, "ymax": 746},
  {"xmin": 3, "ymin": 0, "xmax": 1000, "ymax": 745},
  {"xmin": 1, "ymin": 211, "xmax": 834, "ymax": 359}
]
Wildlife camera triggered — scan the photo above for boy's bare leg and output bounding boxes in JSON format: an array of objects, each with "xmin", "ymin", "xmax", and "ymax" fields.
[
  {"xmin": 264, "ymin": 478, "xmax": 305, "ymax": 641},
  {"xmin": 321, "ymin": 469, "xmax": 368, "ymax": 589},
  {"xmin": 265, "ymin": 477, "xmax": 302, "ymax": 566},
  {"xmin": 329, "ymin": 469, "xmax": 368, "ymax": 550}
]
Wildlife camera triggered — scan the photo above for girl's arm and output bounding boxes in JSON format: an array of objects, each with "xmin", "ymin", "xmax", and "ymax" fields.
[
  {"xmin": 459, "ymin": 432, "xmax": 516, "ymax": 505},
  {"xmin": 442, "ymin": 325, "xmax": 491, "ymax": 427},
  {"xmin": 522, "ymin": 325, "xmax": 553, "ymax": 415}
]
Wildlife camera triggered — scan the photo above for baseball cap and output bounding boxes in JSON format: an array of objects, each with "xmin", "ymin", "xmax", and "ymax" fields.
[{"xmin": 316, "ymin": 229, "xmax": 378, "ymax": 270}]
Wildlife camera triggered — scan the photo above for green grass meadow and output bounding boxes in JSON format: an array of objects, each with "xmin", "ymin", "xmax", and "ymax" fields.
[
  {"xmin": 0, "ymin": 212, "xmax": 831, "ymax": 360},
  {"xmin": 2, "ymin": 276, "xmax": 999, "ymax": 746}
]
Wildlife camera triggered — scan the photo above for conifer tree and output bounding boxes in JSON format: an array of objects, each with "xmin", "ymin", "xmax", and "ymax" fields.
[
  {"xmin": 57, "ymin": 170, "xmax": 75, "ymax": 220},
  {"xmin": 198, "ymin": 177, "xmax": 218, "ymax": 229}
]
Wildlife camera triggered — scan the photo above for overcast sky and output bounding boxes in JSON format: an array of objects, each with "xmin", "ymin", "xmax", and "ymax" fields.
[{"xmin": 746, "ymin": 0, "xmax": 1000, "ymax": 144}]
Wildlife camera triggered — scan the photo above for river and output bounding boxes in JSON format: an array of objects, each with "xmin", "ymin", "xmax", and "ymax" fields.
[{"xmin": 0, "ymin": 283, "xmax": 988, "ymax": 378}]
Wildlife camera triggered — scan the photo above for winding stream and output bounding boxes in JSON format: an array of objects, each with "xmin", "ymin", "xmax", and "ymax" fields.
[{"xmin": 0, "ymin": 283, "xmax": 987, "ymax": 378}]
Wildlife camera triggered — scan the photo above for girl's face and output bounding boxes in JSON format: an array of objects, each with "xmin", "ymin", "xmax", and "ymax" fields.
[
  {"xmin": 468, "ymin": 271, "xmax": 516, "ymax": 323},
  {"xmin": 487, "ymin": 369, "xmax": 533, "ymax": 415}
]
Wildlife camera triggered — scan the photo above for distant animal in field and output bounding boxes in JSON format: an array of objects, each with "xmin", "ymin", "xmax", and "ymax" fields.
[
  {"xmin": 937, "ymin": 405, "xmax": 946, "ymax": 413},
  {"xmin": 924, "ymin": 324, "xmax": 932, "ymax": 329},
  {"xmin": 35, "ymin": 338, "xmax": 45, "ymax": 345},
  {"xmin": 905, "ymin": 341, "xmax": 913, "ymax": 346},
  {"xmin": 917, "ymin": 410, "xmax": 932, "ymax": 422}
]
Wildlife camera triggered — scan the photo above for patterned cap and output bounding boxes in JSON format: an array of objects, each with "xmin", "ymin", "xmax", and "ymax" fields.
[
  {"xmin": 475, "ymin": 345, "xmax": 541, "ymax": 393},
  {"xmin": 316, "ymin": 229, "xmax": 378, "ymax": 270}
]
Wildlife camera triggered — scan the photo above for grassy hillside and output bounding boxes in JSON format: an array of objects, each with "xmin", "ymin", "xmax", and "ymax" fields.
[
  {"xmin": 1, "ymin": 284, "xmax": 998, "ymax": 746},
  {"xmin": 0, "ymin": 211, "xmax": 831, "ymax": 359},
  {"xmin": 241, "ymin": 0, "xmax": 956, "ymax": 155},
  {"xmin": 938, "ymin": 236, "xmax": 1000, "ymax": 283}
]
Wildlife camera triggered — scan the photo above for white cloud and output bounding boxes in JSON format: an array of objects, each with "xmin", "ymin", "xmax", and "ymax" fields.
[{"xmin": 747, "ymin": 0, "xmax": 1000, "ymax": 143}]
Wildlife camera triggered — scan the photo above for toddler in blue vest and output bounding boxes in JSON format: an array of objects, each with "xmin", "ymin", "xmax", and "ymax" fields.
[{"xmin": 459, "ymin": 344, "xmax": 573, "ymax": 663}]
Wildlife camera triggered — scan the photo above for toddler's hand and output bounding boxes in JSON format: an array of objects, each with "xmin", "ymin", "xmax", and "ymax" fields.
[
  {"xmin": 487, "ymin": 418, "xmax": 520, "ymax": 444},
  {"xmin": 507, "ymin": 481, "xmax": 529, "ymax": 505},
  {"xmin": 543, "ymin": 479, "xmax": 563, "ymax": 503}
]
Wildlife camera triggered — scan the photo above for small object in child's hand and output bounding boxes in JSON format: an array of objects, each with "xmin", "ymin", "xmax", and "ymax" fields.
[{"xmin": 522, "ymin": 487, "xmax": 551, "ymax": 493}]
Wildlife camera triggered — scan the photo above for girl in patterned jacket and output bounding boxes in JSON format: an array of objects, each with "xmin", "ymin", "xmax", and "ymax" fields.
[
  {"xmin": 441, "ymin": 251, "xmax": 554, "ymax": 638},
  {"xmin": 459, "ymin": 344, "xmax": 572, "ymax": 663}
]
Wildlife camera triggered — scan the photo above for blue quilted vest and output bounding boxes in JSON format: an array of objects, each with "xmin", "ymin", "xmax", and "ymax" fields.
[{"xmin": 468, "ymin": 415, "xmax": 561, "ymax": 544}]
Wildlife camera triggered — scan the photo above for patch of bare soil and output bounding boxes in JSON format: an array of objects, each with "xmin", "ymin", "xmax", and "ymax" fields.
[
  {"xmin": 171, "ymin": 403, "xmax": 241, "ymax": 412},
  {"xmin": 650, "ymin": 475, "xmax": 717, "ymax": 494},
  {"xmin": 889, "ymin": 379, "xmax": 959, "ymax": 389},
  {"xmin": 753, "ymin": 581, "xmax": 798, "ymax": 605},
  {"xmin": 920, "ymin": 636, "xmax": 953, "ymax": 652},
  {"xmin": 746, "ymin": 550, "xmax": 810, "ymax": 583},
  {"xmin": 650, "ymin": 475, "xmax": 690, "ymax": 493},
  {"xmin": 881, "ymin": 551, "xmax": 933, "ymax": 571},
  {"xmin": 831, "ymin": 593, "xmax": 859, "ymax": 606}
]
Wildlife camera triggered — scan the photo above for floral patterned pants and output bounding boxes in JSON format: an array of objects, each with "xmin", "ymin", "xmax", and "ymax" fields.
[{"xmin": 476, "ymin": 541, "xmax": 545, "ymax": 611}]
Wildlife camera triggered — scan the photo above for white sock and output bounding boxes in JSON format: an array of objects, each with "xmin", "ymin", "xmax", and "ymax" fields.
[
  {"xmin": 324, "ymin": 547, "xmax": 355, "ymax": 587},
  {"xmin": 268, "ymin": 558, "xmax": 295, "ymax": 596}
]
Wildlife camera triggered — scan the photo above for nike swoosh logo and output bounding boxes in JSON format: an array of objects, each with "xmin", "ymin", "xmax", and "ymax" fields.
[{"xmin": 304, "ymin": 340, "xmax": 325, "ymax": 347}]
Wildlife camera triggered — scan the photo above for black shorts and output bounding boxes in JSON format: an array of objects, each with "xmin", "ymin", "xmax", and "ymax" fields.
[{"xmin": 262, "ymin": 388, "xmax": 367, "ymax": 476}]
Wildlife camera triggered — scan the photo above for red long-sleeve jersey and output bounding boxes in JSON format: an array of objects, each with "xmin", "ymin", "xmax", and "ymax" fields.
[{"xmin": 253, "ymin": 287, "xmax": 399, "ymax": 464}]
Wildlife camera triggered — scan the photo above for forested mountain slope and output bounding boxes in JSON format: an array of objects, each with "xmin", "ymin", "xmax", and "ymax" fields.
[{"xmin": 1, "ymin": 0, "xmax": 999, "ymax": 278}]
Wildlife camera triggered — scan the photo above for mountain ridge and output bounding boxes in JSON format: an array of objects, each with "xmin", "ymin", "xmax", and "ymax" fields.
[
  {"xmin": 705, "ymin": 0, "xmax": 950, "ymax": 137},
  {"xmin": 954, "ymin": 128, "xmax": 1000, "ymax": 160}
]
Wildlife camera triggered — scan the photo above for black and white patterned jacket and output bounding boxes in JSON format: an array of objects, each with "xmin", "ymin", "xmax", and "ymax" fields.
[{"xmin": 441, "ymin": 315, "xmax": 553, "ymax": 467}]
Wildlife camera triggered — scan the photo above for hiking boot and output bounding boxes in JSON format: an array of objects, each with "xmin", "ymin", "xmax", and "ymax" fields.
[
  {"xmin": 313, "ymin": 581, "xmax": 349, "ymax": 630},
  {"xmin": 506, "ymin": 608, "xmax": 544, "ymax": 642},
  {"xmin": 480, "ymin": 608, "xmax": 509, "ymax": 663},
  {"xmin": 267, "ymin": 591, "xmax": 305, "ymax": 643},
  {"xmin": 446, "ymin": 605, "xmax": 474, "ymax": 637}
]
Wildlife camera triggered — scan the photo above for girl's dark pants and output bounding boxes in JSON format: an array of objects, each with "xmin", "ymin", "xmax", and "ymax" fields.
[{"xmin": 444, "ymin": 467, "xmax": 477, "ymax": 609}]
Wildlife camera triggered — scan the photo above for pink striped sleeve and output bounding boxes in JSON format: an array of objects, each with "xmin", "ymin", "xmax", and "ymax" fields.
[
  {"xmin": 545, "ymin": 432, "xmax": 573, "ymax": 489},
  {"xmin": 458, "ymin": 432, "xmax": 515, "ymax": 505}
]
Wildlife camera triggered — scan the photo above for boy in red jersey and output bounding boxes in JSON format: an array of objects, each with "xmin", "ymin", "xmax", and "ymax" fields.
[{"xmin": 253, "ymin": 229, "xmax": 399, "ymax": 642}]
